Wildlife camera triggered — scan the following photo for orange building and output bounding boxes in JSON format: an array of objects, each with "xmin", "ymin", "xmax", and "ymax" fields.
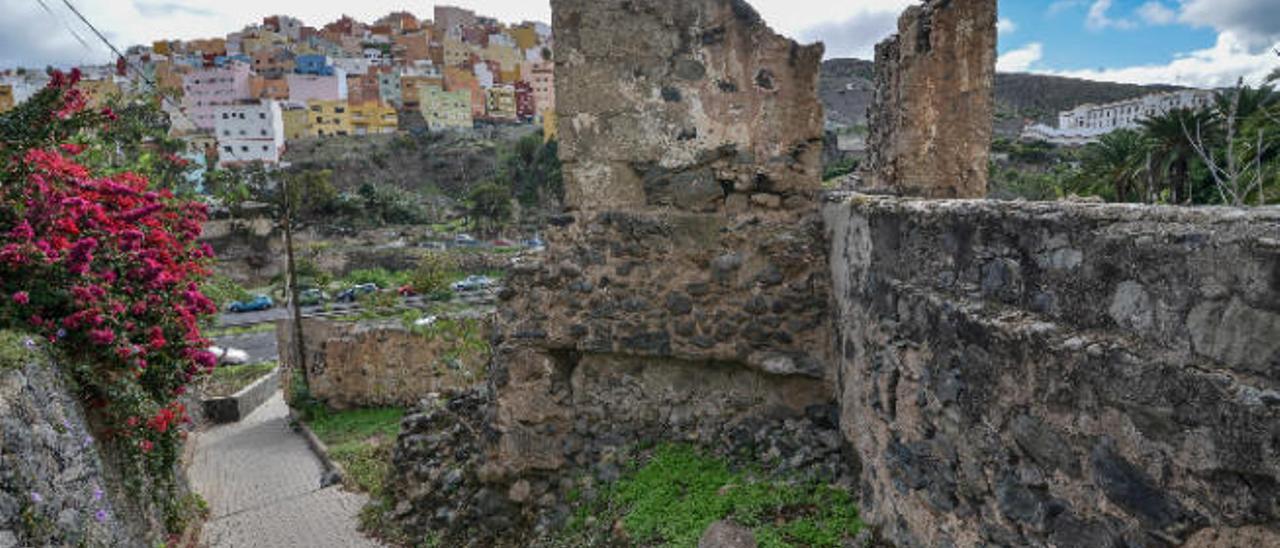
[
  {"xmin": 400, "ymin": 74, "xmax": 444, "ymax": 110},
  {"xmin": 249, "ymin": 76, "xmax": 290, "ymax": 100}
]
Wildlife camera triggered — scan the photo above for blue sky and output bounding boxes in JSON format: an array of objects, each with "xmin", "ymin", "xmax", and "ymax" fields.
[{"xmin": 2, "ymin": 0, "xmax": 1277, "ymax": 87}]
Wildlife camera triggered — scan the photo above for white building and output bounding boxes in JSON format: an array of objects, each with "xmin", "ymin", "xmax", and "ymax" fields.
[
  {"xmin": 331, "ymin": 56, "xmax": 372, "ymax": 76},
  {"xmin": 1022, "ymin": 89, "xmax": 1216, "ymax": 145},
  {"xmin": 213, "ymin": 100, "xmax": 285, "ymax": 167}
]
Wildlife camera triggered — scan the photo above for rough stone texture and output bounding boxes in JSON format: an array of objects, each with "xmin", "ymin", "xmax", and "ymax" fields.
[
  {"xmin": 863, "ymin": 0, "xmax": 996, "ymax": 198},
  {"xmin": 0, "ymin": 334, "xmax": 152, "ymax": 547},
  {"xmin": 699, "ymin": 519, "xmax": 758, "ymax": 548},
  {"xmin": 278, "ymin": 318, "xmax": 489, "ymax": 410},
  {"xmin": 191, "ymin": 392, "xmax": 383, "ymax": 547},
  {"xmin": 554, "ymin": 0, "xmax": 824, "ymax": 211},
  {"xmin": 824, "ymin": 193, "xmax": 1280, "ymax": 547}
]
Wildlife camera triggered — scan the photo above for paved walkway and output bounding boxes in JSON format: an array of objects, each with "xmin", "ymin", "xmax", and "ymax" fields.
[{"xmin": 190, "ymin": 392, "xmax": 384, "ymax": 548}]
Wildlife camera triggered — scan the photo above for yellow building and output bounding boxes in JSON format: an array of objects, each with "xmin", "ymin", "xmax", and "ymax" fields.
[
  {"xmin": 485, "ymin": 86, "xmax": 517, "ymax": 121},
  {"xmin": 0, "ymin": 84, "xmax": 14, "ymax": 113},
  {"xmin": 78, "ymin": 79, "xmax": 121, "ymax": 109},
  {"xmin": 542, "ymin": 109, "xmax": 557, "ymax": 142},
  {"xmin": 306, "ymin": 100, "xmax": 351, "ymax": 137},
  {"xmin": 482, "ymin": 43, "xmax": 524, "ymax": 72},
  {"xmin": 282, "ymin": 106, "xmax": 309, "ymax": 141},
  {"xmin": 509, "ymin": 26, "xmax": 539, "ymax": 51},
  {"xmin": 442, "ymin": 37, "xmax": 472, "ymax": 67},
  {"xmin": 153, "ymin": 41, "xmax": 172, "ymax": 56},
  {"xmin": 349, "ymin": 102, "xmax": 399, "ymax": 135},
  {"xmin": 419, "ymin": 86, "xmax": 472, "ymax": 130}
]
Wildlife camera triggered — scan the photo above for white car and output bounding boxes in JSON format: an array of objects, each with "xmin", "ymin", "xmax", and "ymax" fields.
[{"xmin": 208, "ymin": 346, "xmax": 250, "ymax": 366}]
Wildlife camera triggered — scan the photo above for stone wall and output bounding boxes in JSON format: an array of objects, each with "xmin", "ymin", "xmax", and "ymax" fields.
[
  {"xmin": 0, "ymin": 332, "xmax": 157, "ymax": 547},
  {"xmin": 824, "ymin": 194, "xmax": 1280, "ymax": 547},
  {"xmin": 486, "ymin": 0, "xmax": 834, "ymax": 478},
  {"xmin": 863, "ymin": 0, "xmax": 996, "ymax": 198},
  {"xmin": 279, "ymin": 318, "xmax": 490, "ymax": 410}
]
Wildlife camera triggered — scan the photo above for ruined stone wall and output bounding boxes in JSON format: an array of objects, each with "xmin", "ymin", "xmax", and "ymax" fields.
[
  {"xmin": 864, "ymin": 0, "xmax": 996, "ymax": 198},
  {"xmin": 279, "ymin": 318, "xmax": 489, "ymax": 410},
  {"xmin": 485, "ymin": 0, "xmax": 833, "ymax": 478},
  {"xmin": 825, "ymin": 194, "xmax": 1280, "ymax": 547}
]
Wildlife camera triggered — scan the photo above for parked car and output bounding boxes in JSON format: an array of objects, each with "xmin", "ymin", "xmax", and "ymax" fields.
[
  {"xmin": 336, "ymin": 283, "xmax": 379, "ymax": 303},
  {"xmin": 208, "ymin": 346, "xmax": 250, "ymax": 365},
  {"xmin": 451, "ymin": 275, "xmax": 494, "ymax": 292},
  {"xmin": 523, "ymin": 237, "xmax": 545, "ymax": 248},
  {"xmin": 297, "ymin": 289, "xmax": 328, "ymax": 307},
  {"xmin": 398, "ymin": 284, "xmax": 417, "ymax": 297},
  {"xmin": 228, "ymin": 295, "xmax": 273, "ymax": 313}
]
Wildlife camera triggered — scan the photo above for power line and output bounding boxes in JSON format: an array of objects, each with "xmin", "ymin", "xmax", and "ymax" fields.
[{"xmin": 32, "ymin": 0, "xmax": 94, "ymax": 54}]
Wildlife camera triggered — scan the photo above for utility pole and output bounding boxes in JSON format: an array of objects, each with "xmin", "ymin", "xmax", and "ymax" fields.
[{"xmin": 281, "ymin": 172, "xmax": 307, "ymax": 384}]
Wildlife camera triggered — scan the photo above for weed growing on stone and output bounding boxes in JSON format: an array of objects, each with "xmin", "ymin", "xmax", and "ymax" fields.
[{"xmin": 564, "ymin": 444, "xmax": 862, "ymax": 548}]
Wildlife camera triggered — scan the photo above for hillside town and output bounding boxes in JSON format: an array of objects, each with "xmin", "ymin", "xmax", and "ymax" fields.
[
  {"xmin": 1021, "ymin": 88, "xmax": 1217, "ymax": 145},
  {"xmin": 0, "ymin": 6, "xmax": 555, "ymax": 168}
]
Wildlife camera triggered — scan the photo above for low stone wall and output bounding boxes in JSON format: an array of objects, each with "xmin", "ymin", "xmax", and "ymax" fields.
[
  {"xmin": 279, "ymin": 318, "xmax": 489, "ymax": 410},
  {"xmin": 202, "ymin": 367, "xmax": 280, "ymax": 423},
  {"xmin": 824, "ymin": 193, "xmax": 1280, "ymax": 547}
]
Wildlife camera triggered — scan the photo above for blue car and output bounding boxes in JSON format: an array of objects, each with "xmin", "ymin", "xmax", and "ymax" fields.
[{"xmin": 228, "ymin": 295, "xmax": 273, "ymax": 313}]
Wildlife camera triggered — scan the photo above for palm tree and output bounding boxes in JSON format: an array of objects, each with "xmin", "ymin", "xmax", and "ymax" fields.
[
  {"xmin": 1140, "ymin": 108, "xmax": 1216, "ymax": 204},
  {"xmin": 1081, "ymin": 129, "xmax": 1145, "ymax": 202}
]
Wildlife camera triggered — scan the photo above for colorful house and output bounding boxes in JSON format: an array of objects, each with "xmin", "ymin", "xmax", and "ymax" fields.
[
  {"xmin": 514, "ymin": 81, "xmax": 535, "ymax": 121},
  {"xmin": 306, "ymin": 99, "xmax": 352, "ymax": 137},
  {"xmin": 182, "ymin": 62, "xmax": 253, "ymax": 130},
  {"xmin": 419, "ymin": 85, "xmax": 472, "ymax": 130},
  {"xmin": 443, "ymin": 67, "xmax": 485, "ymax": 117},
  {"xmin": 400, "ymin": 74, "xmax": 444, "ymax": 110},
  {"xmin": 287, "ymin": 71, "xmax": 348, "ymax": 103},
  {"xmin": 485, "ymin": 85, "xmax": 517, "ymax": 122},
  {"xmin": 250, "ymin": 75, "xmax": 290, "ymax": 100},
  {"xmin": 349, "ymin": 102, "xmax": 399, "ymax": 135},
  {"xmin": 295, "ymin": 54, "xmax": 334, "ymax": 76},
  {"xmin": 377, "ymin": 72, "xmax": 402, "ymax": 106},
  {"xmin": 213, "ymin": 99, "xmax": 285, "ymax": 167},
  {"xmin": 527, "ymin": 61, "xmax": 555, "ymax": 116},
  {"xmin": 281, "ymin": 103, "xmax": 309, "ymax": 141}
]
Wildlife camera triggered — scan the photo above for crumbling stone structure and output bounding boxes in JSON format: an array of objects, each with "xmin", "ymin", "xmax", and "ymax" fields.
[
  {"xmin": 486, "ymin": 0, "xmax": 833, "ymax": 477},
  {"xmin": 864, "ymin": 0, "xmax": 996, "ymax": 198}
]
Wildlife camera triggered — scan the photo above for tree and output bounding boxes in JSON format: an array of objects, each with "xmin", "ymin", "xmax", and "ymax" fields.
[
  {"xmin": 1080, "ymin": 129, "xmax": 1145, "ymax": 202},
  {"xmin": 1183, "ymin": 81, "xmax": 1280, "ymax": 206},
  {"xmin": 410, "ymin": 252, "xmax": 455, "ymax": 298},
  {"xmin": 467, "ymin": 182, "xmax": 513, "ymax": 234},
  {"xmin": 497, "ymin": 132, "xmax": 562, "ymax": 210},
  {"xmin": 1141, "ymin": 108, "xmax": 1215, "ymax": 204}
]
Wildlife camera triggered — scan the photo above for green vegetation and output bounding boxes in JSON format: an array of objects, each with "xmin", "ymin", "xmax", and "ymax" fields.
[
  {"xmin": 201, "ymin": 276, "xmax": 252, "ymax": 309},
  {"xmin": 305, "ymin": 407, "xmax": 405, "ymax": 497},
  {"xmin": 560, "ymin": 445, "xmax": 863, "ymax": 548},
  {"xmin": 202, "ymin": 362, "xmax": 277, "ymax": 398},
  {"xmin": 0, "ymin": 330, "xmax": 39, "ymax": 372},
  {"xmin": 409, "ymin": 252, "xmax": 455, "ymax": 298},
  {"xmin": 823, "ymin": 157, "xmax": 859, "ymax": 181}
]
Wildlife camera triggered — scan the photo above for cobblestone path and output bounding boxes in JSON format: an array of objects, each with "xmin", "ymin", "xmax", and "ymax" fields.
[{"xmin": 190, "ymin": 392, "xmax": 384, "ymax": 547}]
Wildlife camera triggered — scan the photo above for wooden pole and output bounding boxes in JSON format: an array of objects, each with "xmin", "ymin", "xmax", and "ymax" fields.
[{"xmin": 282, "ymin": 172, "xmax": 308, "ymax": 385}]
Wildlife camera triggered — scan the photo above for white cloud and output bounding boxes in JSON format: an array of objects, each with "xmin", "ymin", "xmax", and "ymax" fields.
[
  {"xmin": 998, "ymin": 42, "xmax": 1043, "ymax": 72},
  {"xmin": 1179, "ymin": 0, "xmax": 1280, "ymax": 52},
  {"xmin": 1136, "ymin": 2, "xmax": 1176, "ymax": 26},
  {"xmin": 1086, "ymin": 0, "xmax": 1135, "ymax": 31},
  {"xmin": 1039, "ymin": 32, "xmax": 1280, "ymax": 88},
  {"xmin": 997, "ymin": 18, "xmax": 1017, "ymax": 35}
]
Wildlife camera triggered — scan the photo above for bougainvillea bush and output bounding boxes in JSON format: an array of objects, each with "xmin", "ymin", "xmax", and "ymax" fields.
[{"xmin": 0, "ymin": 70, "xmax": 214, "ymax": 530}]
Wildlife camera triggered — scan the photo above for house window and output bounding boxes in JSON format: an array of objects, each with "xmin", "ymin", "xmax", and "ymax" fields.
[
  {"xmin": 262, "ymin": 146, "xmax": 269, "ymax": 151},
  {"xmin": 222, "ymin": 112, "xmax": 229, "ymax": 119},
  {"xmin": 223, "ymin": 146, "xmax": 232, "ymax": 152},
  {"xmin": 241, "ymin": 146, "xmax": 249, "ymax": 152},
  {"xmin": 261, "ymin": 130, "xmax": 268, "ymax": 136},
  {"xmin": 260, "ymin": 112, "xmax": 266, "ymax": 119}
]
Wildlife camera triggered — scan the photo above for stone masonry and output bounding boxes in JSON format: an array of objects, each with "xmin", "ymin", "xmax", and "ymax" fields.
[
  {"xmin": 485, "ymin": 0, "xmax": 834, "ymax": 478},
  {"xmin": 864, "ymin": 0, "xmax": 996, "ymax": 198},
  {"xmin": 825, "ymin": 196, "xmax": 1280, "ymax": 546},
  {"xmin": 279, "ymin": 318, "xmax": 489, "ymax": 410}
]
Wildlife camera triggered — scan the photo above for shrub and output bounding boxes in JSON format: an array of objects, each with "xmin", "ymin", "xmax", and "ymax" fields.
[
  {"xmin": 0, "ymin": 70, "xmax": 215, "ymax": 529},
  {"xmin": 409, "ymin": 252, "xmax": 454, "ymax": 296}
]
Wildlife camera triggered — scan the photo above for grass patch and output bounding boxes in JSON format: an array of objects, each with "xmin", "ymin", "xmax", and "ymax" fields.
[
  {"xmin": 563, "ymin": 445, "xmax": 862, "ymax": 548},
  {"xmin": 201, "ymin": 362, "xmax": 276, "ymax": 397},
  {"xmin": 305, "ymin": 407, "xmax": 405, "ymax": 497},
  {"xmin": 0, "ymin": 330, "xmax": 40, "ymax": 372}
]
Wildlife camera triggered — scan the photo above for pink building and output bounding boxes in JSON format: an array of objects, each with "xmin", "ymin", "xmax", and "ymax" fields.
[
  {"xmin": 181, "ymin": 61, "xmax": 252, "ymax": 130},
  {"xmin": 286, "ymin": 70, "xmax": 349, "ymax": 103},
  {"xmin": 526, "ymin": 61, "xmax": 555, "ymax": 116}
]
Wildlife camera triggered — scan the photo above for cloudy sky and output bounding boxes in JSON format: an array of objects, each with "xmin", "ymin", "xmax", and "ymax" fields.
[{"xmin": 2, "ymin": 0, "xmax": 1277, "ymax": 88}]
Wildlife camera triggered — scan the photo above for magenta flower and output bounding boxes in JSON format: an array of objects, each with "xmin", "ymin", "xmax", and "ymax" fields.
[{"xmin": 12, "ymin": 291, "xmax": 29, "ymax": 305}]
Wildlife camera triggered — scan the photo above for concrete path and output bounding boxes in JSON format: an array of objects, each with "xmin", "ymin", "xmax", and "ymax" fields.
[{"xmin": 190, "ymin": 392, "xmax": 384, "ymax": 548}]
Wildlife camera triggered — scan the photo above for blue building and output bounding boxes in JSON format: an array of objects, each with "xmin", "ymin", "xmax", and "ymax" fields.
[{"xmin": 294, "ymin": 54, "xmax": 334, "ymax": 76}]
